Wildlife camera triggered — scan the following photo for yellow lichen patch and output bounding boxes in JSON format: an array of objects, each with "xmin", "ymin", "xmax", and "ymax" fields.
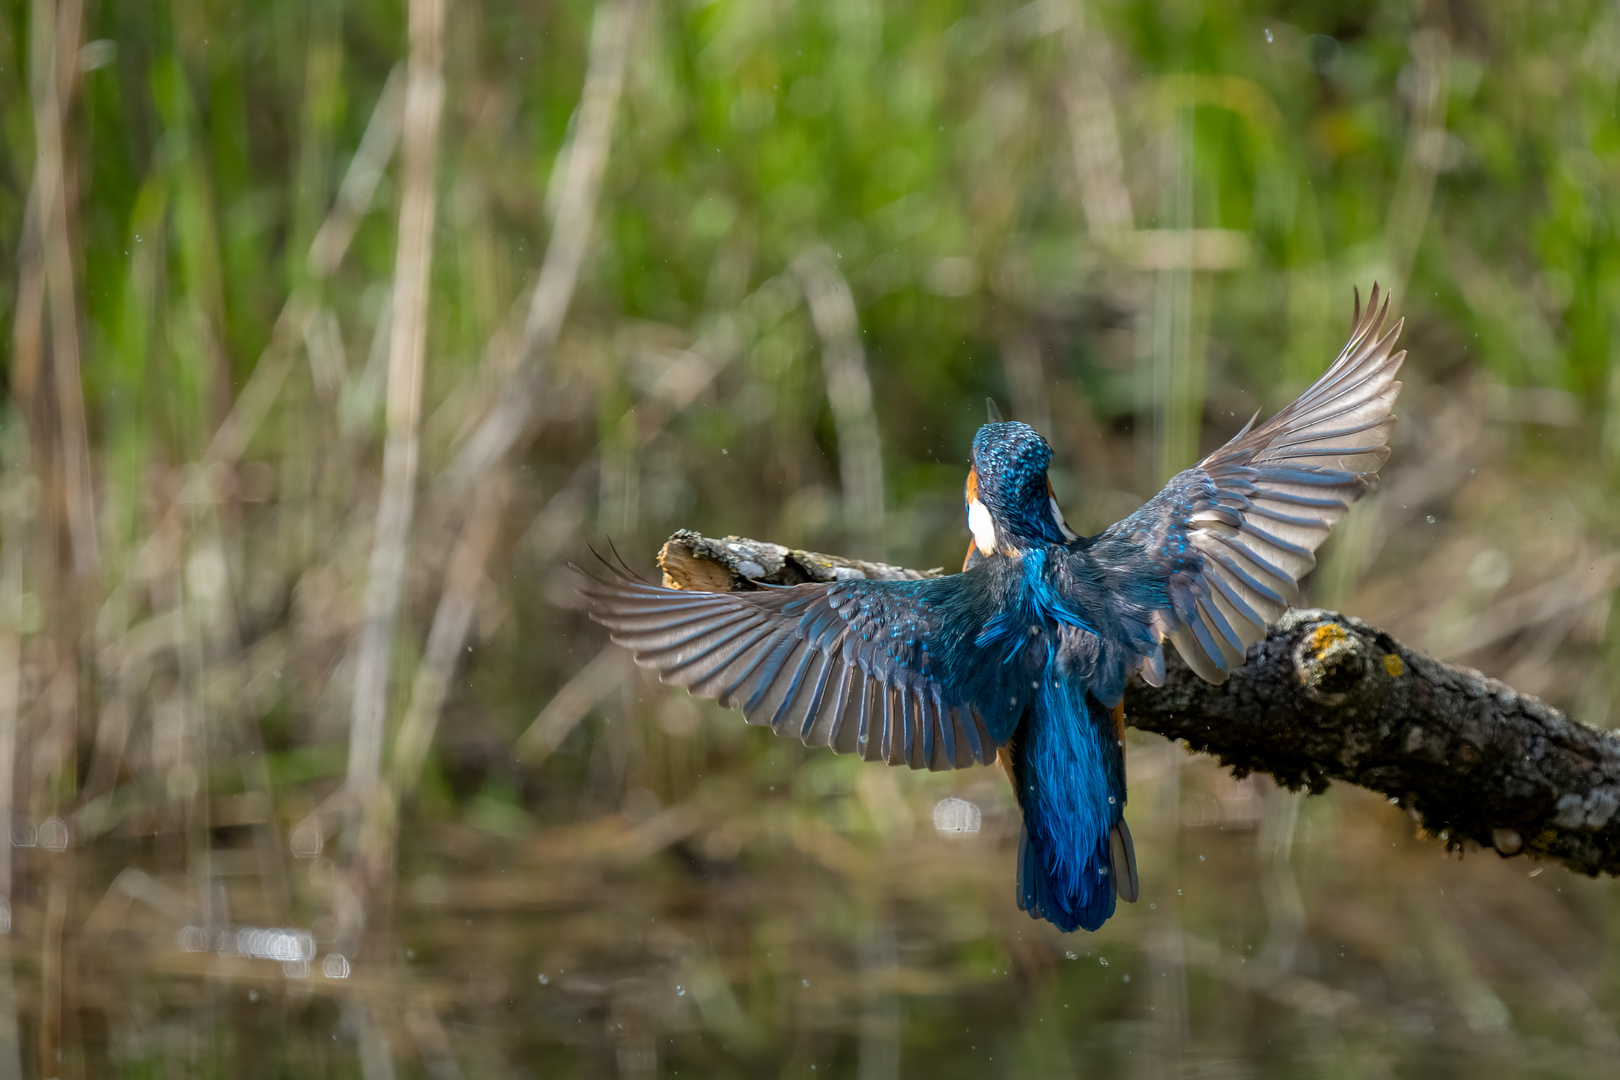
[
  {"xmin": 1307, "ymin": 623, "xmax": 1348, "ymax": 658},
  {"xmin": 1383, "ymin": 653, "xmax": 1405, "ymax": 678}
]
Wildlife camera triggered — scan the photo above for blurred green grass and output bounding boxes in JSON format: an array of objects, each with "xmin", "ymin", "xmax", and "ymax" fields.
[{"xmin": 4, "ymin": 0, "xmax": 1620, "ymax": 1075}]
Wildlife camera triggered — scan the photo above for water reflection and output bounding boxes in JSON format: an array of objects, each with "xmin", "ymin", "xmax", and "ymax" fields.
[{"xmin": 0, "ymin": 738, "xmax": 1603, "ymax": 1076}]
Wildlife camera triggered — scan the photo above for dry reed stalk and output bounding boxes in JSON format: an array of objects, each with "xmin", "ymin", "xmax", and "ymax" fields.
[
  {"xmin": 357, "ymin": 1000, "xmax": 400, "ymax": 1080},
  {"xmin": 0, "ymin": 464, "xmax": 24, "ymax": 1080},
  {"xmin": 1062, "ymin": 3, "xmax": 1134, "ymax": 237},
  {"xmin": 312, "ymin": 66, "xmax": 409, "ymax": 279},
  {"xmin": 0, "ymin": 480, "xmax": 22, "ymax": 941},
  {"xmin": 38, "ymin": 870, "xmax": 67, "ymax": 1078},
  {"xmin": 441, "ymin": 0, "xmax": 640, "ymax": 497},
  {"xmin": 857, "ymin": 920, "xmax": 900, "ymax": 1080},
  {"xmin": 515, "ymin": 645, "xmax": 626, "ymax": 763},
  {"xmin": 28, "ymin": 0, "xmax": 96, "ymax": 576},
  {"xmin": 344, "ymin": 0, "xmax": 447, "ymax": 828},
  {"xmin": 171, "ymin": 551, "xmax": 219, "ymax": 932},
  {"xmin": 791, "ymin": 247, "xmax": 887, "ymax": 558},
  {"xmin": 0, "ymin": 949, "xmax": 18, "ymax": 1080},
  {"xmin": 10, "ymin": 192, "xmax": 44, "ymax": 424},
  {"xmin": 1385, "ymin": 28, "xmax": 1449, "ymax": 300},
  {"xmin": 403, "ymin": 1000, "xmax": 465, "ymax": 1080},
  {"xmin": 1147, "ymin": 109, "xmax": 1204, "ymax": 484},
  {"xmin": 388, "ymin": 473, "xmax": 510, "ymax": 799},
  {"xmin": 21, "ymin": 15, "xmax": 92, "ymax": 1064}
]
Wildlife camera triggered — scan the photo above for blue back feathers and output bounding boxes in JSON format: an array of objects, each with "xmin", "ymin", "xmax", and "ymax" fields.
[{"xmin": 976, "ymin": 547, "xmax": 1127, "ymax": 933}]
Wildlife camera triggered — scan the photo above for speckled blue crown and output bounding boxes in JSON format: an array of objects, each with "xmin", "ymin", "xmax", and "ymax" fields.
[{"xmin": 971, "ymin": 422, "xmax": 1052, "ymax": 510}]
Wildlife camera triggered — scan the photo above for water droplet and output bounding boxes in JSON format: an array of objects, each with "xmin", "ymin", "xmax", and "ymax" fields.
[
  {"xmin": 290, "ymin": 823, "xmax": 322, "ymax": 859},
  {"xmin": 802, "ymin": 979, "xmax": 810, "ymax": 988},
  {"xmin": 537, "ymin": 973, "xmax": 549, "ymax": 985},
  {"xmin": 38, "ymin": 817, "xmax": 69, "ymax": 852},
  {"xmin": 676, "ymin": 985, "xmax": 685, "ymax": 996},
  {"xmin": 932, "ymin": 797, "xmax": 981, "ymax": 834},
  {"xmin": 1426, "ymin": 515, "xmax": 1436, "ymax": 524},
  {"xmin": 1264, "ymin": 28, "xmax": 1273, "ymax": 42}
]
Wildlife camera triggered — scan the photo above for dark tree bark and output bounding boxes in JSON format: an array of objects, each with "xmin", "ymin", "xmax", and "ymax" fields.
[{"xmin": 652, "ymin": 529, "xmax": 1620, "ymax": 878}]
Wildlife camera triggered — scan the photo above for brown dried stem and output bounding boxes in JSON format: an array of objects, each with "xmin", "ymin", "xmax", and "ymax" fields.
[
  {"xmin": 27, "ymin": 0, "xmax": 97, "ymax": 576},
  {"xmin": 1385, "ymin": 28, "xmax": 1449, "ymax": 299},
  {"xmin": 345, "ymin": 0, "xmax": 447, "ymax": 826},
  {"xmin": 791, "ymin": 247, "xmax": 888, "ymax": 558}
]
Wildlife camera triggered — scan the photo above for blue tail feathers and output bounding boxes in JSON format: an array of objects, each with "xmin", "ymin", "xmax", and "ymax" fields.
[
  {"xmin": 1012, "ymin": 683, "xmax": 1127, "ymax": 933},
  {"xmin": 1016, "ymin": 820, "xmax": 1116, "ymax": 932}
]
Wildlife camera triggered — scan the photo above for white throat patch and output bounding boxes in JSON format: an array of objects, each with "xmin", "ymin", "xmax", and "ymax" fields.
[
  {"xmin": 967, "ymin": 498, "xmax": 998, "ymax": 554},
  {"xmin": 1049, "ymin": 495, "xmax": 1078, "ymax": 541}
]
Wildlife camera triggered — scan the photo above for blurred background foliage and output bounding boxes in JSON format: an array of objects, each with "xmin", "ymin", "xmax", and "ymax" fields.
[{"xmin": 3, "ymin": 0, "xmax": 1620, "ymax": 1075}]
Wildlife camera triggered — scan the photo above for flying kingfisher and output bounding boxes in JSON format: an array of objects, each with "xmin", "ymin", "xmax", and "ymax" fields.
[{"xmin": 582, "ymin": 287, "xmax": 1404, "ymax": 933}]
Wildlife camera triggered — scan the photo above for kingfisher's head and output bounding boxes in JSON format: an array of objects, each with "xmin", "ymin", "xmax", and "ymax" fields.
[{"xmin": 965, "ymin": 421, "xmax": 1077, "ymax": 555}]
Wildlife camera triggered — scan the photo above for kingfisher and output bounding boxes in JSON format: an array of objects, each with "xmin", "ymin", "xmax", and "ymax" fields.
[{"xmin": 582, "ymin": 287, "xmax": 1404, "ymax": 933}]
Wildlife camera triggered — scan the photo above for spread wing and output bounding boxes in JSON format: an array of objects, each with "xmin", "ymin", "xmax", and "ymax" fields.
[
  {"xmin": 580, "ymin": 562, "xmax": 1004, "ymax": 771},
  {"xmin": 1095, "ymin": 285, "xmax": 1405, "ymax": 684}
]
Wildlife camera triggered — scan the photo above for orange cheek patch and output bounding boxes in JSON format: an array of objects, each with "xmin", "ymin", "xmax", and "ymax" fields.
[{"xmin": 964, "ymin": 467, "xmax": 988, "ymax": 566}]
